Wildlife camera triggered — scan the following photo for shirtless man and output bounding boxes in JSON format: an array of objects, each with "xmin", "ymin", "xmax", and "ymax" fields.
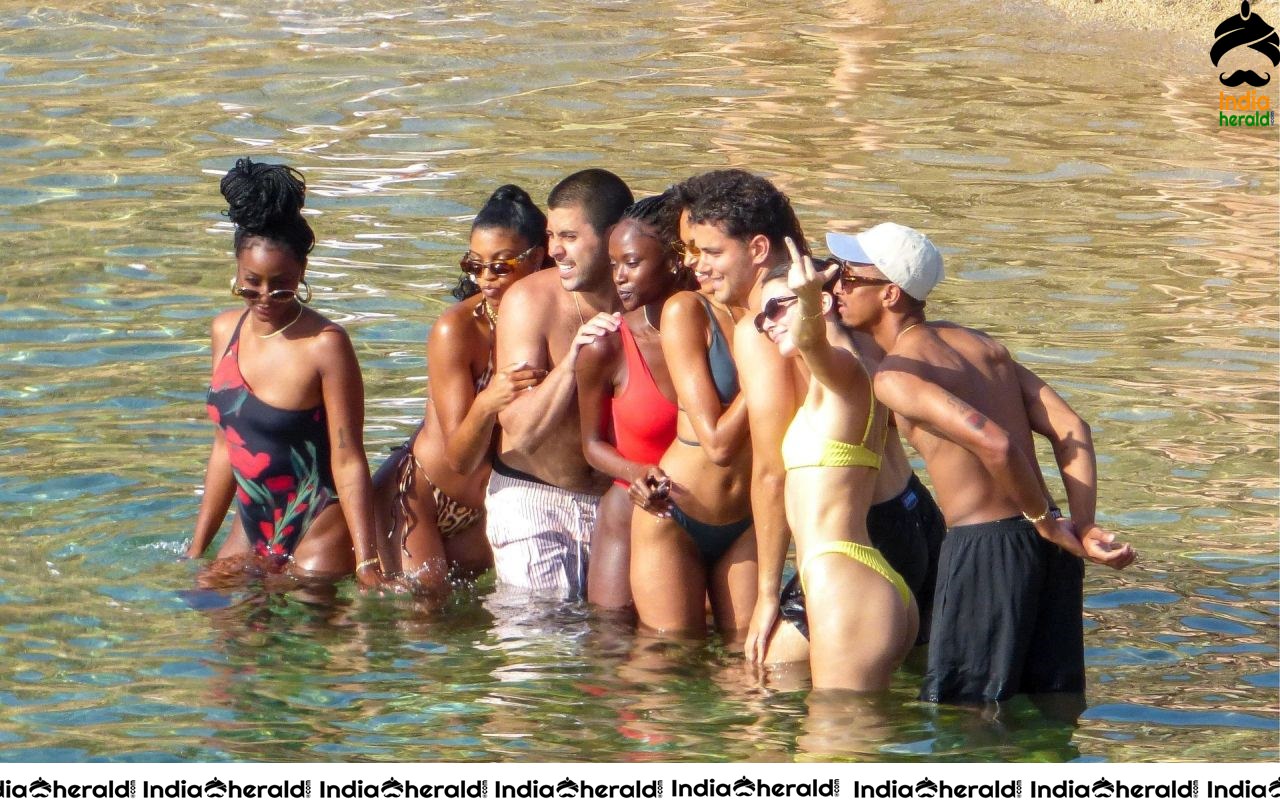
[
  {"xmin": 669, "ymin": 171, "xmax": 807, "ymax": 655},
  {"xmin": 487, "ymin": 169, "xmax": 633, "ymax": 599},
  {"xmin": 829, "ymin": 221, "xmax": 1136, "ymax": 703}
]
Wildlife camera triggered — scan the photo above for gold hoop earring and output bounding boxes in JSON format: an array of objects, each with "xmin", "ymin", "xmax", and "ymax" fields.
[{"xmin": 297, "ymin": 280, "xmax": 313, "ymax": 304}]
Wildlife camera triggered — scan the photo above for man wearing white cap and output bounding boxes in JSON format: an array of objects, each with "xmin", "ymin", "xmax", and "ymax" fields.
[{"xmin": 829, "ymin": 222, "xmax": 1135, "ymax": 705}]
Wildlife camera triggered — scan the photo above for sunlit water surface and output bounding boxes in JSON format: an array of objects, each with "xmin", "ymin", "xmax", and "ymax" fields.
[{"xmin": 0, "ymin": 0, "xmax": 1276, "ymax": 762}]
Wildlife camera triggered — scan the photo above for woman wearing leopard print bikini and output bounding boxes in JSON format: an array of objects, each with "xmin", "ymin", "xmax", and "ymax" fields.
[{"xmin": 370, "ymin": 185, "xmax": 547, "ymax": 594}]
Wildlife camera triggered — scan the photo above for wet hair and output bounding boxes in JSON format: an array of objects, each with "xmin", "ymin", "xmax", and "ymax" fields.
[
  {"xmin": 684, "ymin": 169, "xmax": 810, "ymax": 255},
  {"xmin": 546, "ymin": 168, "xmax": 634, "ymax": 236},
  {"xmin": 220, "ymin": 158, "xmax": 315, "ymax": 263},
  {"xmin": 619, "ymin": 192, "xmax": 697, "ymax": 291},
  {"xmin": 452, "ymin": 184, "xmax": 548, "ymax": 300}
]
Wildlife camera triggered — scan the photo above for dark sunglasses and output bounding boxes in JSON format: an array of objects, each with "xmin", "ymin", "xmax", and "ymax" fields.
[
  {"xmin": 232, "ymin": 286, "xmax": 299, "ymax": 303},
  {"xmin": 460, "ymin": 243, "xmax": 538, "ymax": 276},
  {"xmin": 837, "ymin": 260, "xmax": 891, "ymax": 294},
  {"xmin": 753, "ymin": 294, "xmax": 799, "ymax": 333},
  {"xmin": 672, "ymin": 240, "xmax": 700, "ymax": 261}
]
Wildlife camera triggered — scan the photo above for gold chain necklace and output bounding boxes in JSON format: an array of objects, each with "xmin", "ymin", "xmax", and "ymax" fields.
[
  {"xmin": 893, "ymin": 320, "xmax": 923, "ymax": 347},
  {"xmin": 256, "ymin": 304, "xmax": 304, "ymax": 339},
  {"xmin": 642, "ymin": 302, "xmax": 659, "ymax": 331},
  {"xmin": 572, "ymin": 292, "xmax": 586, "ymax": 326},
  {"xmin": 482, "ymin": 298, "xmax": 498, "ymax": 329}
]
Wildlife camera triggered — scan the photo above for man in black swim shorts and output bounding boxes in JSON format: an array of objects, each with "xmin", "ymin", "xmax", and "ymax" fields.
[{"xmin": 830, "ymin": 222, "xmax": 1136, "ymax": 704}]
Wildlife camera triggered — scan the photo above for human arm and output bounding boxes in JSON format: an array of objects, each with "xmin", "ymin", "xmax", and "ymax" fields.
[
  {"xmin": 736, "ymin": 321, "xmax": 799, "ymax": 663},
  {"xmin": 1017, "ymin": 363, "xmax": 1134, "ymax": 569},
  {"xmin": 575, "ymin": 334, "xmax": 643, "ymax": 484},
  {"xmin": 186, "ymin": 312, "xmax": 239, "ymax": 559},
  {"xmin": 187, "ymin": 427, "xmax": 235, "ymax": 558},
  {"xmin": 315, "ymin": 327, "xmax": 389, "ymax": 588},
  {"xmin": 782, "ymin": 237, "xmax": 861, "ymax": 394},
  {"xmin": 432, "ymin": 310, "xmax": 545, "ymax": 476},
  {"xmin": 875, "ymin": 367, "xmax": 1088, "ymax": 558},
  {"xmin": 496, "ymin": 280, "xmax": 619, "ymax": 453},
  {"xmin": 660, "ymin": 292, "xmax": 749, "ymax": 466}
]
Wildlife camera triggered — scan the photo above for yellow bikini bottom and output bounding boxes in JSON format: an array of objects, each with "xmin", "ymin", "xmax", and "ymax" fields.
[{"xmin": 800, "ymin": 540, "xmax": 912, "ymax": 609}]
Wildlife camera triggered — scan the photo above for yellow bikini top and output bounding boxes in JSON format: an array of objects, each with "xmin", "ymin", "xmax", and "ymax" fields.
[{"xmin": 781, "ymin": 384, "xmax": 883, "ymax": 471}]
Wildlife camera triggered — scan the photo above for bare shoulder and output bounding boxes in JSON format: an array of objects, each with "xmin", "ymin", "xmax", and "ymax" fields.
[
  {"xmin": 734, "ymin": 319, "xmax": 780, "ymax": 367},
  {"xmin": 497, "ymin": 270, "xmax": 561, "ymax": 331},
  {"xmin": 576, "ymin": 328, "xmax": 622, "ymax": 372},
  {"xmin": 731, "ymin": 310, "xmax": 760, "ymax": 348},
  {"xmin": 209, "ymin": 308, "xmax": 246, "ymax": 359},
  {"xmin": 211, "ymin": 308, "xmax": 244, "ymax": 340},
  {"xmin": 935, "ymin": 321, "xmax": 1009, "ymax": 360},
  {"xmin": 661, "ymin": 290, "xmax": 709, "ymax": 324},
  {"xmin": 310, "ymin": 316, "xmax": 356, "ymax": 360},
  {"xmin": 432, "ymin": 294, "xmax": 484, "ymax": 342},
  {"xmin": 506, "ymin": 267, "xmax": 562, "ymax": 304},
  {"xmin": 872, "ymin": 364, "xmax": 926, "ymax": 410}
]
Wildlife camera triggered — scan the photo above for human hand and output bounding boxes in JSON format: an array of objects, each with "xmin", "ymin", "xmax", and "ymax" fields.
[
  {"xmin": 744, "ymin": 593, "xmax": 780, "ymax": 664},
  {"xmin": 629, "ymin": 467, "xmax": 673, "ymax": 518},
  {"xmin": 355, "ymin": 558, "xmax": 393, "ymax": 590},
  {"xmin": 1034, "ymin": 516, "xmax": 1087, "ymax": 559},
  {"xmin": 572, "ymin": 311, "xmax": 622, "ymax": 348},
  {"xmin": 784, "ymin": 236, "xmax": 838, "ymax": 305},
  {"xmin": 482, "ymin": 360, "xmax": 547, "ymax": 411},
  {"xmin": 1079, "ymin": 523, "xmax": 1136, "ymax": 570}
]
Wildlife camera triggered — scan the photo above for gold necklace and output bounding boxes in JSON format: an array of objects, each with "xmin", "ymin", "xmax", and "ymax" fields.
[
  {"xmin": 894, "ymin": 320, "xmax": 923, "ymax": 347},
  {"xmin": 572, "ymin": 292, "xmax": 586, "ymax": 326},
  {"xmin": 256, "ymin": 304, "xmax": 304, "ymax": 339},
  {"xmin": 482, "ymin": 298, "xmax": 498, "ymax": 329},
  {"xmin": 642, "ymin": 302, "xmax": 659, "ymax": 331}
]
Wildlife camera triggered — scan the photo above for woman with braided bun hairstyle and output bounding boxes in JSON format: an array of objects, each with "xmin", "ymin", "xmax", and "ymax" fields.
[
  {"xmin": 368, "ymin": 184, "xmax": 546, "ymax": 594},
  {"xmin": 186, "ymin": 158, "xmax": 391, "ymax": 588}
]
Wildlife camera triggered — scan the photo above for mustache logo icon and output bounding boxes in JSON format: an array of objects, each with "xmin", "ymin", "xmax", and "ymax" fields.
[{"xmin": 1220, "ymin": 69, "xmax": 1272, "ymax": 86}]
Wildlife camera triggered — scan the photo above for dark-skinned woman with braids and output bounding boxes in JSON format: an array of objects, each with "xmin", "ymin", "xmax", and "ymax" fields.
[
  {"xmin": 574, "ymin": 192, "xmax": 696, "ymax": 609},
  {"xmin": 185, "ymin": 158, "xmax": 392, "ymax": 589}
]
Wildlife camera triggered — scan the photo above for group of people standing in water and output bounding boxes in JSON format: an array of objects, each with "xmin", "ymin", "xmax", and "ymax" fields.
[{"xmin": 187, "ymin": 157, "xmax": 1136, "ymax": 704}]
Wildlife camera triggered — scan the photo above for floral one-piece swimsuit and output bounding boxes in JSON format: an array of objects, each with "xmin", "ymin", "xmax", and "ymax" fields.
[{"xmin": 205, "ymin": 311, "xmax": 335, "ymax": 562}]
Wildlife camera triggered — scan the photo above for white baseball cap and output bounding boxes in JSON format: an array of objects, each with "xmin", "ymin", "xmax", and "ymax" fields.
[{"xmin": 825, "ymin": 223, "xmax": 944, "ymax": 301}]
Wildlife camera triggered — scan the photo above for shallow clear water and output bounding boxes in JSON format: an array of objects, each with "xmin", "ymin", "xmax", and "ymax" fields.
[{"xmin": 0, "ymin": 0, "xmax": 1276, "ymax": 762}]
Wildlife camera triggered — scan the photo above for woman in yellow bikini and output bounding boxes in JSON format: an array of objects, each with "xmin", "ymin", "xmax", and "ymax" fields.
[{"xmin": 756, "ymin": 238, "xmax": 918, "ymax": 691}]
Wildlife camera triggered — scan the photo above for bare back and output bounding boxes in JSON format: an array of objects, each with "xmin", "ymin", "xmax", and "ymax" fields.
[
  {"xmin": 877, "ymin": 322, "xmax": 1041, "ymax": 526},
  {"xmin": 412, "ymin": 294, "xmax": 495, "ymax": 508}
]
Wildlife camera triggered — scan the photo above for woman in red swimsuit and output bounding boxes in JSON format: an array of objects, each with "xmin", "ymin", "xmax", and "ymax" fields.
[
  {"xmin": 186, "ymin": 158, "xmax": 388, "ymax": 588},
  {"xmin": 370, "ymin": 185, "xmax": 547, "ymax": 594},
  {"xmin": 575, "ymin": 193, "xmax": 695, "ymax": 609}
]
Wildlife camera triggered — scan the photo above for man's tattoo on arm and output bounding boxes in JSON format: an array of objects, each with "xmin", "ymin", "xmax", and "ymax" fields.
[{"xmin": 946, "ymin": 394, "xmax": 988, "ymax": 430}]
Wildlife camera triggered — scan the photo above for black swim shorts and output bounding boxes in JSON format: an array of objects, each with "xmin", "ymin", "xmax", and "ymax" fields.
[{"xmin": 920, "ymin": 515, "xmax": 1085, "ymax": 704}]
